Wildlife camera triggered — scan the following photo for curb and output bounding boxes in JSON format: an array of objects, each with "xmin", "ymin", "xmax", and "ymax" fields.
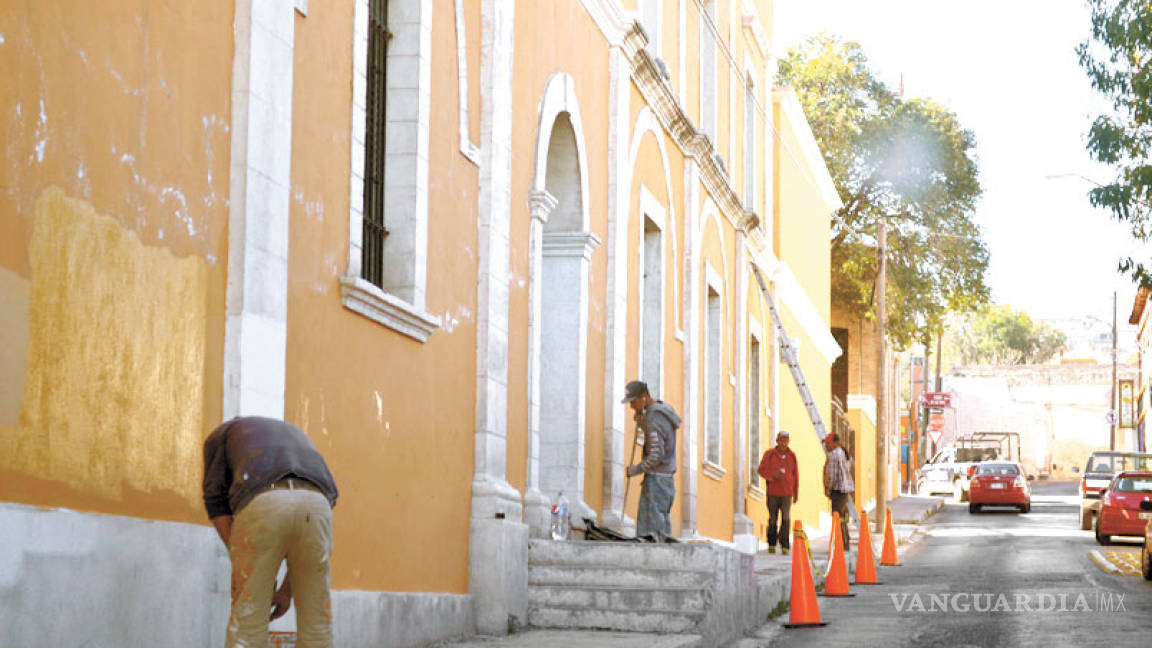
[
  {"xmin": 892, "ymin": 499, "xmax": 945, "ymax": 525},
  {"xmin": 1089, "ymin": 550, "xmax": 1123, "ymax": 575}
]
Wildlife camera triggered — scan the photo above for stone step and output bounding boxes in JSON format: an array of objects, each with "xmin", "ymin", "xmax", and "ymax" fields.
[
  {"xmin": 528, "ymin": 583, "xmax": 710, "ymax": 612},
  {"xmin": 529, "ymin": 539, "xmax": 719, "ymax": 572},
  {"xmin": 529, "ymin": 564, "xmax": 714, "ymax": 589},
  {"xmin": 527, "ymin": 604, "xmax": 704, "ymax": 634}
]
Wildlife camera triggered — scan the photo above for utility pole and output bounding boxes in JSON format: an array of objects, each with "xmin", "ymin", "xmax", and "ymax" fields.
[
  {"xmin": 876, "ymin": 219, "xmax": 888, "ymax": 532},
  {"xmin": 1111, "ymin": 290, "xmax": 1117, "ymax": 451}
]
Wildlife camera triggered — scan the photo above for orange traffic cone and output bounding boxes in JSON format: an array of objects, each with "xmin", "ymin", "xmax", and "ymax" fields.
[
  {"xmin": 821, "ymin": 512, "xmax": 854, "ymax": 597},
  {"xmin": 784, "ymin": 521, "xmax": 827, "ymax": 628},
  {"xmin": 880, "ymin": 507, "xmax": 901, "ymax": 566},
  {"xmin": 854, "ymin": 510, "xmax": 881, "ymax": 585}
]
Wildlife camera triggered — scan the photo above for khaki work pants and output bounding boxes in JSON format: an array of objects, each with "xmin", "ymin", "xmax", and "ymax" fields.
[{"xmin": 227, "ymin": 487, "xmax": 333, "ymax": 648}]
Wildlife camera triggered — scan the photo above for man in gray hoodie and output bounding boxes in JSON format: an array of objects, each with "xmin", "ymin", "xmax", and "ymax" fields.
[{"xmin": 622, "ymin": 380, "xmax": 681, "ymax": 540}]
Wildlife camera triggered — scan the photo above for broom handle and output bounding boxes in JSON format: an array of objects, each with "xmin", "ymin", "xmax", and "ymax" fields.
[{"xmin": 622, "ymin": 418, "xmax": 642, "ymax": 525}]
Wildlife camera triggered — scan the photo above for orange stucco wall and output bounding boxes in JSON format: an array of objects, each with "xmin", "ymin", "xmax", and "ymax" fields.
[{"xmin": 0, "ymin": 1, "xmax": 231, "ymax": 522}]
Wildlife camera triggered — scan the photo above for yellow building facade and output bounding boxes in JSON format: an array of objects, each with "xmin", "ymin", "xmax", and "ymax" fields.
[{"xmin": 0, "ymin": 1, "xmax": 841, "ymax": 644}]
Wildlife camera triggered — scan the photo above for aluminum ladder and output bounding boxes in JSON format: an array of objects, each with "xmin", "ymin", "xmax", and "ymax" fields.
[{"xmin": 750, "ymin": 264, "xmax": 828, "ymax": 443}]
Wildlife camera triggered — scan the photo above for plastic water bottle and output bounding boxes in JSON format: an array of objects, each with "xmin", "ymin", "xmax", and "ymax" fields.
[{"xmin": 551, "ymin": 491, "xmax": 570, "ymax": 540}]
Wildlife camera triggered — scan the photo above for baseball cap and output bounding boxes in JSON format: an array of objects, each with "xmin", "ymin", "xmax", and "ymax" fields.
[{"xmin": 621, "ymin": 380, "xmax": 649, "ymax": 403}]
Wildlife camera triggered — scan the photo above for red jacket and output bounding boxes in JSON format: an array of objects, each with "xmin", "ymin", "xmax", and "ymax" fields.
[{"xmin": 757, "ymin": 446, "xmax": 798, "ymax": 499}]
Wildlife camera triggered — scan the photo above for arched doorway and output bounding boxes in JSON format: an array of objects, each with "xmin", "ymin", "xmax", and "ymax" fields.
[{"xmin": 526, "ymin": 74, "xmax": 599, "ymax": 536}]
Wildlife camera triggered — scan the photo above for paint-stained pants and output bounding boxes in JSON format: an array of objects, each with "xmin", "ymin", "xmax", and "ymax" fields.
[
  {"xmin": 637, "ymin": 472, "xmax": 675, "ymax": 541},
  {"xmin": 765, "ymin": 495, "xmax": 791, "ymax": 549},
  {"xmin": 228, "ymin": 488, "xmax": 333, "ymax": 648},
  {"xmin": 829, "ymin": 490, "xmax": 852, "ymax": 552}
]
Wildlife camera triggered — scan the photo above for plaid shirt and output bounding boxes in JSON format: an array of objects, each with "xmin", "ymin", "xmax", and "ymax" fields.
[{"xmin": 823, "ymin": 445, "xmax": 854, "ymax": 493}]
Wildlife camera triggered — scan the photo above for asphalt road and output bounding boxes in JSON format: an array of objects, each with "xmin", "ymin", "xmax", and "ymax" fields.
[{"xmin": 763, "ymin": 481, "xmax": 1152, "ymax": 648}]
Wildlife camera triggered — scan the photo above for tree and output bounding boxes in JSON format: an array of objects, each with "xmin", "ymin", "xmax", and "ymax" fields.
[
  {"xmin": 777, "ymin": 34, "xmax": 990, "ymax": 349},
  {"xmin": 1078, "ymin": 0, "xmax": 1152, "ymax": 286},
  {"xmin": 945, "ymin": 305, "xmax": 1068, "ymax": 366}
]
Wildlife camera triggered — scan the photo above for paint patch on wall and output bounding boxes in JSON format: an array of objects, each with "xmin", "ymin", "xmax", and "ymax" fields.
[
  {"xmin": 0, "ymin": 188, "xmax": 208, "ymax": 504},
  {"xmin": 0, "ymin": 268, "xmax": 30, "ymax": 427}
]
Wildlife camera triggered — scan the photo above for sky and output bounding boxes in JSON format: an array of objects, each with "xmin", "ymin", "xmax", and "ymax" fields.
[{"xmin": 773, "ymin": 0, "xmax": 1150, "ymax": 327}]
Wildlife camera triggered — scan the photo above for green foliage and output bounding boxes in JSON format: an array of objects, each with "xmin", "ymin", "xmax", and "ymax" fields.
[
  {"xmin": 945, "ymin": 305, "xmax": 1068, "ymax": 366},
  {"xmin": 1078, "ymin": 0, "xmax": 1152, "ymax": 286},
  {"xmin": 777, "ymin": 34, "xmax": 989, "ymax": 349}
]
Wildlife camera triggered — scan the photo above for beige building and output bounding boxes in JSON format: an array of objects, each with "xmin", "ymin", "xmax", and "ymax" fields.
[{"xmin": 0, "ymin": 1, "xmax": 842, "ymax": 644}]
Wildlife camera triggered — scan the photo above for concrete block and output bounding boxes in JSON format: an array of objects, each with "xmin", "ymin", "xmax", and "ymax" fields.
[
  {"xmin": 528, "ymin": 539, "xmax": 719, "ymax": 572},
  {"xmin": 469, "ymin": 516, "xmax": 528, "ymax": 635},
  {"xmin": 528, "ymin": 584, "xmax": 709, "ymax": 612}
]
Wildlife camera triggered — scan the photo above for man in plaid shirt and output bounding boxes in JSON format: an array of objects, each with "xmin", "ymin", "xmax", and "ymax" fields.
[{"xmin": 822, "ymin": 433, "xmax": 854, "ymax": 551}]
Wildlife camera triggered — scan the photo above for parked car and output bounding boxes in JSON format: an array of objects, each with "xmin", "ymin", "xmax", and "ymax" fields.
[
  {"xmin": 1095, "ymin": 470, "xmax": 1152, "ymax": 545},
  {"xmin": 1078, "ymin": 451, "xmax": 1152, "ymax": 530},
  {"xmin": 968, "ymin": 462, "xmax": 1032, "ymax": 513},
  {"xmin": 1140, "ymin": 499, "xmax": 1152, "ymax": 580}
]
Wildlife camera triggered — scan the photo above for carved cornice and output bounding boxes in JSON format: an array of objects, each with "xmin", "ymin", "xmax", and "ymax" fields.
[
  {"xmin": 626, "ymin": 23, "xmax": 747, "ymax": 230},
  {"xmin": 528, "ymin": 189, "xmax": 558, "ymax": 224}
]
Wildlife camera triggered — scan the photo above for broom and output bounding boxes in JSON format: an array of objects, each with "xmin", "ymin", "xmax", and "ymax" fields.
[{"xmin": 621, "ymin": 415, "xmax": 643, "ymax": 531}]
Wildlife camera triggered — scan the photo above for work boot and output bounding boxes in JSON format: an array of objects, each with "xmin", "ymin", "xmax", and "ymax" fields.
[
  {"xmin": 782, "ymin": 547, "xmax": 790, "ymax": 555},
  {"xmin": 768, "ymin": 545, "xmax": 776, "ymax": 554}
]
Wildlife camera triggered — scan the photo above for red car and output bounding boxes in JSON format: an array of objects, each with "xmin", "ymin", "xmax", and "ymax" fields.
[
  {"xmin": 1095, "ymin": 470, "xmax": 1152, "ymax": 545},
  {"xmin": 968, "ymin": 462, "xmax": 1031, "ymax": 513}
]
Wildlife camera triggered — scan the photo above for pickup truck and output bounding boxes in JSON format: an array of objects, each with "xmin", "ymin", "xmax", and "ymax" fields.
[
  {"xmin": 1078, "ymin": 450, "xmax": 1152, "ymax": 530},
  {"xmin": 916, "ymin": 432, "xmax": 1021, "ymax": 502}
]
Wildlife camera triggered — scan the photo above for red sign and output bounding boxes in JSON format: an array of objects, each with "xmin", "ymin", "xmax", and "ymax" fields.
[
  {"xmin": 922, "ymin": 392, "xmax": 951, "ymax": 409},
  {"xmin": 928, "ymin": 429, "xmax": 944, "ymax": 447},
  {"xmin": 928, "ymin": 411, "xmax": 945, "ymax": 433}
]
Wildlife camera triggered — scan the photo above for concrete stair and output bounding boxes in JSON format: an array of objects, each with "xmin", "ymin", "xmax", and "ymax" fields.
[{"xmin": 526, "ymin": 539, "xmax": 716, "ymax": 635}]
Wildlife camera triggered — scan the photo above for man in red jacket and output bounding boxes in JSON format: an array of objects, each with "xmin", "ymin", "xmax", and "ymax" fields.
[{"xmin": 757, "ymin": 430, "xmax": 799, "ymax": 554}]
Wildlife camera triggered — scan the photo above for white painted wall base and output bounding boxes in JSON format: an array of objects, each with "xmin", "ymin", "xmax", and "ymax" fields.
[
  {"xmin": 0, "ymin": 504, "xmax": 477, "ymax": 648},
  {"xmin": 732, "ymin": 512, "xmax": 757, "ymax": 554},
  {"xmin": 333, "ymin": 590, "xmax": 474, "ymax": 647},
  {"xmin": 0, "ymin": 503, "xmax": 230, "ymax": 648}
]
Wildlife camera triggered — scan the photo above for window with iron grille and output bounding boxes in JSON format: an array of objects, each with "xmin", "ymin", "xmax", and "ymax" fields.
[
  {"xmin": 340, "ymin": 0, "xmax": 439, "ymax": 341},
  {"xmin": 361, "ymin": 0, "xmax": 390, "ymax": 288}
]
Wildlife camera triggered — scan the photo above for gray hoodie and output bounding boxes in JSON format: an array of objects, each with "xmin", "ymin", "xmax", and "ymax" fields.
[{"xmin": 631, "ymin": 401, "xmax": 681, "ymax": 475}]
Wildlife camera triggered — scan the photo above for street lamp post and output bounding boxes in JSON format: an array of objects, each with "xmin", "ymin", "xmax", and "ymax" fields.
[{"xmin": 1112, "ymin": 290, "xmax": 1118, "ymax": 450}]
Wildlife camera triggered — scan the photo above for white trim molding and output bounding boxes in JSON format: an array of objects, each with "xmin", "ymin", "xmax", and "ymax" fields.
[
  {"xmin": 454, "ymin": 0, "xmax": 480, "ymax": 165},
  {"xmin": 740, "ymin": 1, "xmax": 769, "ymax": 60},
  {"xmin": 702, "ymin": 460, "xmax": 727, "ymax": 481},
  {"xmin": 752, "ymin": 254, "xmax": 841, "ymax": 366},
  {"xmin": 774, "ymin": 89, "xmax": 842, "ymax": 213},
  {"xmin": 848, "ymin": 393, "xmax": 878, "ymax": 427},
  {"xmin": 339, "ymin": 276, "xmax": 441, "ymax": 342}
]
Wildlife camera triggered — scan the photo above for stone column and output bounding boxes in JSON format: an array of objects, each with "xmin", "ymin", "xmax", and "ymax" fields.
[
  {"xmin": 470, "ymin": 0, "xmax": 526, "ymax": 635},
  {"xmin": 680, "ymin": 158, "xmax": 700, "ymax": 538},
  {"xmin": 600, "ymin": 46, "xmax": 633, "ymax": 534},
  {"xmin": 732, "ymin": 228, "xmax": 756, "ymax": 553},
  {"xmin": 540, "ymin": 231, "xmax": 601, "ymax": 528},
  {"xmin": 524, "ymin": 189, "xmax": 557, "ymax": 538},
  {"xmin": 222, "ymin": 0, "xmax": 296, "ymax": 420}
]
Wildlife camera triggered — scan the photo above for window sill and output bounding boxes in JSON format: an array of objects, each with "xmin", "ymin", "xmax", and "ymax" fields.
[
  {"xmin": 702, "ymin": 461, "xmax": 727, "ymax": 481},
  {"xmin": 746, "ymin": 485, "xmax": 765, "ymax": 501},
  {"xmin": 340, "ymin": 275, "xmax": 441, "ymax": 342}
]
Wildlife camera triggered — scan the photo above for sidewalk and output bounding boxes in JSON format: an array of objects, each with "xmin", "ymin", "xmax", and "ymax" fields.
[{"xmin": 429, "ymin": 495, "xmax": 944, "ymax": 648}]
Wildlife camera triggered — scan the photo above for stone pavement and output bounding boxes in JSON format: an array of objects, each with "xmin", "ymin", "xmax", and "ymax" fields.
[
  {"xmin": 426, "ymin": 629, "xmax": 704, "ymax": 648},
  {"xmin": 429, "ymin": 495, "xmax": 944, "ymax": 648}
]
